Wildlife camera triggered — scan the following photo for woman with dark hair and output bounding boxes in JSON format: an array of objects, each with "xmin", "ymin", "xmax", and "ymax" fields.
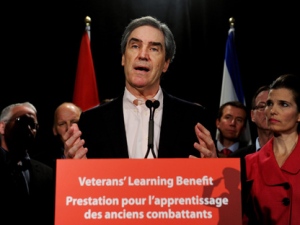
[{"xmin": 244, "ymin": 74, "xmax": 300, "ymax": 224}]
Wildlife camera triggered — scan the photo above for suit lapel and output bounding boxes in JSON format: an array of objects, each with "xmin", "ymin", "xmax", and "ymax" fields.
[
  {"xmin": 105, "ymin": 96, "xmax": 129, "ymax": 158},
  {"xmin": 158, "ymin": 91, "xmax": 181, "ymax": 157}
]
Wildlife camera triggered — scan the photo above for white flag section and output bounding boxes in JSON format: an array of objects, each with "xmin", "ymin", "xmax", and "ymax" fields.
[{"xmin": 217, "ymin": 26, "xmax": 252, "ymax": 145}]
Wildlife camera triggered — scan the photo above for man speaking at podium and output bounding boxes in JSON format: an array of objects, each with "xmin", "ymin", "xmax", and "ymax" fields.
[{"xmin": 63, "ymin": 16, "xmax": 217, "ymax": 160}]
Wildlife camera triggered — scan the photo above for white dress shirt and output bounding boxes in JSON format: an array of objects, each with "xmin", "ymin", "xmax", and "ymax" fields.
[
  {"xmin": 255, "ymin": 137, "xmax": 261, "ymax": 151},
  {"xmin": 123, "ymin": 87, "xmax": 163, "ymax": 158},
  {"xmin": 216, "ymin": 140, "xmax": 240, "ymax": 153}
]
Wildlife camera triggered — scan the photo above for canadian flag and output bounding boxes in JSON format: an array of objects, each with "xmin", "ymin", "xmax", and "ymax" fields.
[{"xmin": 73, "ymin": 16, "xmax": 100, "ymax": 111}]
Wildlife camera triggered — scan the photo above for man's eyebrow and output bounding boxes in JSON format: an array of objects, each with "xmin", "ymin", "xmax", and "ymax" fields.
[
  {"xmin": 128, "ymin": 38, "xmax": 163, "ymax": 47},
  {"xmin": 151, "ymin": 41, "xmax": 163, "ymax": 47},
  {"xmin": 128, "ymin": 37, "xmax": 141, "ymax": 43}
]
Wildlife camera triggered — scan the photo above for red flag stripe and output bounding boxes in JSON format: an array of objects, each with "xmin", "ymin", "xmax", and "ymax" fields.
[{"xmin": 73, "ymin": 25, "xmax": 100, "ymax": 111}]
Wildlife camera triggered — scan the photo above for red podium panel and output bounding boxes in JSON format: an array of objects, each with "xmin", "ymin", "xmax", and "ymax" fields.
[{"xmin": 55, "ymin": 158, "xmax": 241, "ymax": 225}]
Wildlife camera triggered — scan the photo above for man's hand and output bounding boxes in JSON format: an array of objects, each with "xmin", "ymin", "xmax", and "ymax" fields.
[
  {"xmin": 193, "ymin": 122, "xmax": 217, "ymax": 158},
  {"xmin": 63, "ymin": 123, "xmax": 88, "ymax": 159}
]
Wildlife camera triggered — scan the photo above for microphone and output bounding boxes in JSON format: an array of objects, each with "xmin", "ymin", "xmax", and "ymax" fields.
[{"xmin": 144, "ymin": 100, "xmax": 160, "ymax": 158}]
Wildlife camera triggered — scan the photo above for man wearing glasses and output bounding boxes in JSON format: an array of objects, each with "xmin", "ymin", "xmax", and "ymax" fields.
[
  {"xmin": 0, "ymin": 102, "xmax": 55, "ymax": 225},
  {"xmin": 230, "ymin": 85, "xmax": 273, "ymax": 158}
]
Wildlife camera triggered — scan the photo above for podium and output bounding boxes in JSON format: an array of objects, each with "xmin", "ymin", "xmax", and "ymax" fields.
[{"xmin": 55, "ymin": 158, "xmax": 241, "ymax": 225}]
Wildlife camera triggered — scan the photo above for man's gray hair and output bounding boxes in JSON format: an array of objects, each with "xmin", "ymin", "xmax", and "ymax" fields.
[
  {"xmin": 120, "ymin": 16, "xmax": 176, "ymax": 63},
  {"xmin": 0, "ymin": 102, "xmax": 37, "ymax": 122}
]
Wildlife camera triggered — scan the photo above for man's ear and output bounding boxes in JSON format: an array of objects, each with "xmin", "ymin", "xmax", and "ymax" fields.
[
  {"xmin": 0, "ymin": 121, "xmax": 6, "ymax": 135},
  {"xmin": 162, "ymin": 59, "xmax": 170, "ymax": 73},
  {"xmin": 121, "ymin": 55, "xmax": 125, "ymax": 66},
  {"xmin": 53, "ymin": 126, "xmax": 57, "ymax": 136},
  {"xmin": 250, "ymin": 109, "xmax": 255, "ymax": 123}
]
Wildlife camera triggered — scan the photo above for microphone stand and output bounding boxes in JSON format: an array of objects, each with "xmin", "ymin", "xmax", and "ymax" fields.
[{"xmin": 144, "ymin": 100, "xmax": 160, "ymax": 158}]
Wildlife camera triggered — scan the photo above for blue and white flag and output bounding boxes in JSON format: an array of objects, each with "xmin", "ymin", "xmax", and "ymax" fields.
[
  {"xmin": 220, "ymin": 27, "xmax": 245, "ymax": 105},
  {"xmin": 217, "ymin": 25, "xmax": 252, "ymax": 145}
]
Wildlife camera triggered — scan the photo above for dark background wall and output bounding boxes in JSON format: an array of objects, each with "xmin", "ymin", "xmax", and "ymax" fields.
[{"xmin": 2, "ymin": 0, "xmax": 300, "ymax": 152}]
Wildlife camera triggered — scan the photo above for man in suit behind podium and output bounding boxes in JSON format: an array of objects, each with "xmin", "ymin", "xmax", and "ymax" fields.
[
  {"xmin": 230, "ymin": 85, "xmax": 273, "ymax": 158},
  {"xmin": 63, "ymin": 16, "xmax": 217, "ymax": 159},
  {"xmin": 0, "ymin": 102, "xmax": 54, "ymax": 225},
  {"xmin": 215, "ymin": 101, "xmax": 249, "ymax": 158}
]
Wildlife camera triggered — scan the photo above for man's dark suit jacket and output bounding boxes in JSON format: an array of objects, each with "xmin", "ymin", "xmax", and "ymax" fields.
[
  {"xmin": 228, "ymin": 144, "xmax": 257, "ymax": 187},
  {"xmin": 0, "ymin": 149, "xmax": 55, "ymax": 225},
  {"xmin": 79, "ymin": 89, "xmax": 209, "ymax": 158},
  {"xmin": 214, "ymin": 139, "xmax": 249, "ymax": 158},
  {"xmin": 229, "ymin": 144, "xmax": 256, "ymax": 158}
]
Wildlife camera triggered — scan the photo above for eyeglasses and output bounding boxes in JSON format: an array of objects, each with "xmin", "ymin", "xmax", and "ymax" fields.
[
  {"xmin": 253, "ymin": 104, "xmax": 266, "ymax": 112},
  {"xmin": 7, "ymin": 115, "xmax": 39, "ymax": 130}
]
